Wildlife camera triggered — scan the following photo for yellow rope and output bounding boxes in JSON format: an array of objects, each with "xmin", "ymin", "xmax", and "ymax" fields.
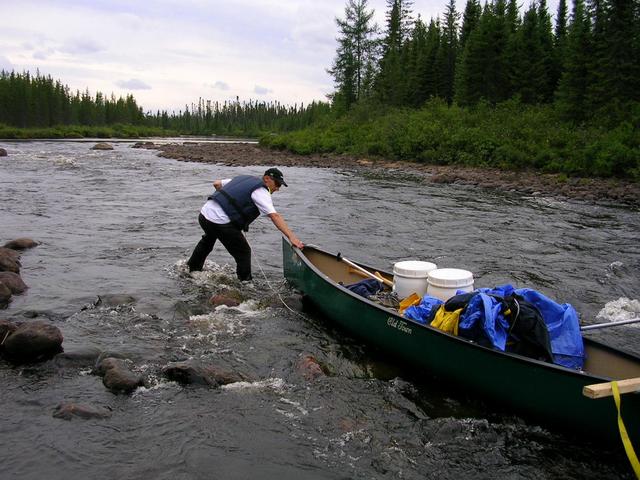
[{"xmin": 612, "ymin": 381, "xmax": 640, "ymax": 479}]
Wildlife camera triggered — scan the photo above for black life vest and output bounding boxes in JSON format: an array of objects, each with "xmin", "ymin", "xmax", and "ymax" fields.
[{"xmin": 210, "ymin": 175, "xmax": 267, "ymax": 231}]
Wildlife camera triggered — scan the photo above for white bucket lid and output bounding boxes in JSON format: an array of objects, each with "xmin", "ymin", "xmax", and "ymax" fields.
[
  {"xmin": 393, "ymin": 261, "xmax": 438, "ymax": 278},
  {"xmin": 428, "ymin": 268, "xmax": 474, "ymax": 288}
]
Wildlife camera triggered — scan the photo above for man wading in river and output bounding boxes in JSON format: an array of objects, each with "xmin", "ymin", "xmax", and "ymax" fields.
[{"xmin": 187, "ymin": 168, "xmax": 304, "ymax": 280}]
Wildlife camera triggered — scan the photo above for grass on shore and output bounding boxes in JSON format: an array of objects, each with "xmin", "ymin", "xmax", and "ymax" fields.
[{"xmin": 260, "ymin": 99, "xmax": 640, "ymax": 180}]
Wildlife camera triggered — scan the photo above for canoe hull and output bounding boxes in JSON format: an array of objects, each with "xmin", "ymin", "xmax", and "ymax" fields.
[{"xmin": 283, "ymin": 239, "xmax": 640, "ymax": 446}]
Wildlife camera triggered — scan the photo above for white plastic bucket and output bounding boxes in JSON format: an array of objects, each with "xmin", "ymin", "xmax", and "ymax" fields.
[
  {"xmin": 427, "ymin": 268, "xmax": 474, "ymax": 301},
  {"xmin": 393, "ymin": 261, "xmax": 438, "ymax": 299}
]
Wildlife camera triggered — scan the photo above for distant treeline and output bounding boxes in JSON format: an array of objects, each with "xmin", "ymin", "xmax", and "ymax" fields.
[
  {"xmin": 0, "ymin": 70, "xmax": 329, "ymax": 137},
  {"xmin": 145, "ymin": 97, "xmax": 331, "ymax": 136}
]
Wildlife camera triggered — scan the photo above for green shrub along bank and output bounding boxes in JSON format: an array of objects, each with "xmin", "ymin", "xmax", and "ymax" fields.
[
  {"xmin": 260, "ymin": 100, "xmax": 640, "ymax": 180},
  {"xmin": 0, "ymin": 124, "xmax": 178, "ymax": 139}
]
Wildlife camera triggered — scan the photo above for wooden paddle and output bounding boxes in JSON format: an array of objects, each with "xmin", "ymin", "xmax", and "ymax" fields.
[
  {"xmin": 338, "ymin": 254, "xmax": 393, "ymax": 288},
  {"xmin": 583, "ymin": 377, "xmax": 640, "ymax": 399}
]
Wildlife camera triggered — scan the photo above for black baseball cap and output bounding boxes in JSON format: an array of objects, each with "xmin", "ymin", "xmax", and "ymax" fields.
[{"xmin": 264, "ymin": 168, "xmax": 288, "ymax": 187}]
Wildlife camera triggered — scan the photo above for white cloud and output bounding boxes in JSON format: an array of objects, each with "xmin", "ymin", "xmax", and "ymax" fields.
[
  {"xmin": 115, "ymin": 78, "xmax": 152, "ymax": 90},
  {"xmin": 60, "ymin": 38, "xmax": 105, "ymax": 55},
  {"xmin": 212, "ymin": 81, "xmax": 229, "ymax": 90},
  {"xmin": 0, "ymin": 55, "xmax": 13, "ymax": 71},
  {"xmin": 254, "ymin": 85, "xmax": 273, "ymax": 95}
]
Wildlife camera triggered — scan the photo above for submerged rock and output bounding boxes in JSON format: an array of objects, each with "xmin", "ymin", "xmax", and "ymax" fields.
[
  {"xmin": 53, "ymin": 346, "xmax": 102, "ymax": 368},
  {"xmin": 297, "ymin": 354, "xmax": 326, "ymax": 380},
  {"xmin": 96, "ymin": 357, "xmax": 144, "ymax": 394},
  {"xmin": 2, "ymin": 320, "xmax": 63, "ymax": 363},
  {"xmin": 91, "ymin": 142, "xmax": 114, "ymax": 151},
  {"xmin": 93, "ymin": 294, "xmax": 137, "ymax": 307},
  {"xmin": 209, "ymin": 293, "xmax": 240, "ymax": 308},
  {"xmin": 0, "ymin": 283, "xmax": 11, "ymax": 307},
  {"xmin": 53, "ymin": 403, "xmax": 112, "ymax": 420},
  {"xmin": 0, "ymin": 148, "xmax": 7, "ymax": 157},
  {"xmin": 3, "ymin": 238, "xmax": 39, "ymax": 250},
  {"xmin": 0, "ymin": 272, "xmax": 28, "ymax": 294},
  {"xmin": 0, "ymin": 319, "xmax": 17, "ymax": 344},
  {"xmin": 163, "ymin": 360, "xmax": 246, "ymax": 387}
]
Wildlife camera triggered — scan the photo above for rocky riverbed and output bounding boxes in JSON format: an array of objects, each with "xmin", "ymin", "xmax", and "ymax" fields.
[{"xmin": 134, "ymin": 141, "xmax": 640, "ymax": 207}]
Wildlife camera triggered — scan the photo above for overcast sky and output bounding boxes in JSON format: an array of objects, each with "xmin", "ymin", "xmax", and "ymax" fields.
[{"xmin": 1, "ymin": 0, "xmax": 558, "ymax": 113}]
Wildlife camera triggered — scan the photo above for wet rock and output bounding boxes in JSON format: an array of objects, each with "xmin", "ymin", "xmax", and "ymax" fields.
[
  {"xmin": 53, "ymin": 403, "xmax": 112, "ymax": 420},
  {"xmin": 96, "ymin": 357, "xmax": 144, "ymax": 394},
  {"xmin": 3, "ymin": 238, "xmax": 39, "ymax": 250},
  {"xmin": 0, "ymin": 319, "xmax": 17, "ymax": 345},
  {"xmin": 0, "ymin": 247, "xmax": 21, "ymax": 261},
  {"xmin": 0, "ymin": 272, "xmax": 28, "ymax": 294},
  {"xmin": 0, "ymin": 148, "xmax": 6, "ymax": 157},
  {"xmin": 163, "ymin": 360, "xmax": 245, "ymax": 387},
  {"xmin": 0, "ymin": 282, "xmax": 11, "ymax": 307},
  {"xmin": 297, "ymin": 354, "xmax": 326, "ymax": 380},
  {"xmin": 53, "ymin": 346, "xmax": 102, "ymax": 368},
  {"xmin": 0, "ymin": 255, "xmax": 20, "ymax": 273},
  {"xmin": 93, "ymin": 294, "xmax": 136, "ymax": 307},
  {"xmin": 132, "ymin": 141, "xmax": 155, "ymax": 149},
  {"xmin": 91, "ymin": 142, "xmax": 114, "ymax": 151},
  {"xmin": 103, "ymin": 367, "xmax": 145, "ymax": 394},
  {"xmin": 209, "ymin": 293, "xmax": 240, "ymax": 308},
  {"xmin": 3, "ymin": 320, "xmax": 64, "ymax": 363}
]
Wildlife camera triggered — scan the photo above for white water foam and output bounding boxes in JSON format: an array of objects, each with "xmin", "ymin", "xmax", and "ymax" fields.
[
  {"xmin": 221, "ymin": 377, "xmax": 288, "ymax": 392},
  {"xmin": 596, "ymin": 297, "xmax": 640, "ymax": 326}
]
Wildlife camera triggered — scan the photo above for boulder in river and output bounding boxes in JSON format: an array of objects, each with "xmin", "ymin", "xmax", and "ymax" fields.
[
  {"xmin": 0, "ymin": 319, "xmax": 17, "ymax": 344},
  {"xmin": 91, "ymin": 142, "xmax": 114, "ymax": 151},
  {"xmin": 0, "ymin": 272, "xmax": 28, "ymax": 294},
  {"xmin": 96, "ymin": 357, "xmax": 145, "ymax": 394},
  {"xmin": 209, "ymin": 293, "xmax": 240, "ymax": 308},
  {"xmin": 3, "ymin": 238, "xmax": 39, "ymax": 250},
  {"xmin": 0, "ymin": 148, "xmax": 7, "ymax": 157},
  {"xmin": 53, "ymin": 346, "xmax": 102, "ymax": 369},
  {"xmin": 163, "ymin": 360, "xmax": 246, "ymax": 387},
  {"xmin": 0, "ymin": 255, "xmax": 20, "ymax": 274},
  {"xmin": 132, "ymin": 142, "xmax": 154, "ymax": 149},
  {"xmin": 297, "ymin": 354, "xmax": 326, "ymax": 380},
  {"xmin": 2, "ymin": 320, "xmax": 63, "ymax": 363},
  {"xmin": 0, "ymin": 247, "xmax": 21, "ymax": 262},
  {"xmin": 0, "ymin": 283, "xmax": 12, "ymax": 307},
  {"xmin": 53, "ymin": 403, "xmax": 112, "ymax": 420}
]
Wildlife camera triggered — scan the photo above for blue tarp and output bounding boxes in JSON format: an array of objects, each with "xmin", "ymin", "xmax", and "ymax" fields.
[{"xmin": 404, "ymin": 295, "xmax": 444, "ymax": 324}]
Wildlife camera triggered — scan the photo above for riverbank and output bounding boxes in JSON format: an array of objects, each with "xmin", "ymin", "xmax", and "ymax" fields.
[{"xmin": 137, "ymin": 141, "xmax": 640, "ymax": 207}]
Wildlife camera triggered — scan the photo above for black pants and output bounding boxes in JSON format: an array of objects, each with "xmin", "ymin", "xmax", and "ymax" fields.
[{"xmin": 187, "ymin": 214, "xmax": 252, "ymax": 280}]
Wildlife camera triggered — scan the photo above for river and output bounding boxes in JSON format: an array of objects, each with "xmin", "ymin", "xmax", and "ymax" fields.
[{"xmin": 0, "ymin": 140, "xmax": 638, "ymax": 479}]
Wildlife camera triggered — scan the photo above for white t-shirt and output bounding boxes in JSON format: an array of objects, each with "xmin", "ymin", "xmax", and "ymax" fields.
[{"xmin": 201, "ymin": 178, "xmax": 277, "ymax": 224}]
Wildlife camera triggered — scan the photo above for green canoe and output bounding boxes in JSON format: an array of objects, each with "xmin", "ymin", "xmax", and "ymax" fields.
[{"xmin": 282, "ymin": 237, "xmax": 640, "ymax": 446}]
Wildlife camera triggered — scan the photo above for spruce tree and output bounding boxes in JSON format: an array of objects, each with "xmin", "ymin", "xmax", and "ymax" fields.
[
  {"xmin": 329, "ymin": 0, "xmax": 379, "ymax": 111},
  {"xmin": 435, "ymin": 0, "xmax": 460, "ymax": 103},
  {"xmin": 556, "ymin": 0, "xmax": 592, "ymax": 121}
]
